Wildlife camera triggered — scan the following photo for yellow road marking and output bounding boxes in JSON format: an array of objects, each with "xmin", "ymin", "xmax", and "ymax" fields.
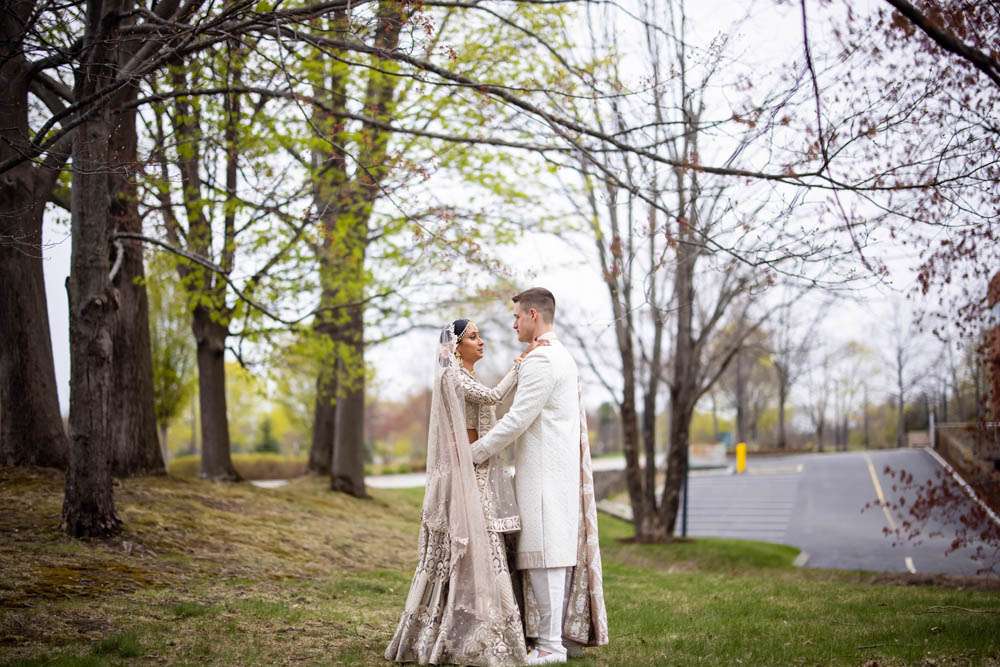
[{"xmin": 864, "ymin": 453, "xmax": 897, "ymax": 532}]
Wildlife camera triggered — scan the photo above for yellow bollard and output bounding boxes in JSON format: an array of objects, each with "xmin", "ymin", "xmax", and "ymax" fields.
[{"xmin": 736, "ymin": 442, "xmax": 746, "ymax": 474}]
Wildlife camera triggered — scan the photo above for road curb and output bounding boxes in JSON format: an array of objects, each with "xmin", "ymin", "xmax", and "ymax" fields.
[
  {"xmin": 596, "ymin": 500, "xmax": 633, "ymax": 522},
  {"xmin": 792, "ymin": 551, "xmax": 810, "ymax": 567},
  {"xmin": 923, "ymin": 447, "xmax": 1000, "ymax": 530}
]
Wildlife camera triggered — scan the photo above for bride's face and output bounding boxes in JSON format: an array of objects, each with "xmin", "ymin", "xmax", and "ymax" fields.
[{"xmin": 457, "ymin": 324, "xmax": 485, "ymax": 364}]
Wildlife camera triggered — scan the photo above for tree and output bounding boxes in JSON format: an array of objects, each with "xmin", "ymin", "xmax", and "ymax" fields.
[
  {"xmin": 787, "ymin": 1, "xmax": 998, "ymax": 340},
  {"xmin": 297, "ymin": 1, "xmax": 576, "ymax": 494},
  {"xmin": 150, "ymin": 57, "xmax": 243, "ymax": 482},
  {"xmin": 254, "ymin": 417, "xmax": 280, "ymax": 454},
  {"xmin": 804, "ymin": 349, "xmax": 831, "ymax": 452},
  {"xmin": 270, "ymin": 343, "xmax": 317, "ymax": 459},
  {"xmin": 147, "ymin": 254, "xmax": 197, "ymax": 461},
  {"xmin": 828, "ymin": 341, "xmax": 873, "ymax": 451},
  {"xmin": 561, "ymin": 0, "xmax": 830, "ymax": 541},
  {"xmin": 4, "ymin": 0, "xmax": 201, "ymax": 532},
  {"xmin": 720, "ymin": 326, "xmax": 773, "ymax": 446},
  {"xmin": 305, "ymin": 0, "xmax": 407, "ymax": 497},
  {"xmin": 771, "ymin": 297, "xmax": 822, "ymax": 449},
  {"xmin": 884, "ymin": 306, "xmax": 928, "ymax": 448},
  {"xmin": 62, "ymin": 0, "xmax": 133, "ymax": 538},
  {"xmin": 2, "ymin": 0, "xmax": 164, "ymax": 479},
  {"xmin": 143, "ymin": 32, "xmax": 321, "ymax": 481},
  {"xmin": 225, "ymin": 362, "xmax": 270, "ymax": 452},
  {"xmin": 0, "ymin": 1, "xmax": 70, "ymax": 470},
  {"xmin": 106, "ymin": 14, "xmax": 165, "ymax": 479}
]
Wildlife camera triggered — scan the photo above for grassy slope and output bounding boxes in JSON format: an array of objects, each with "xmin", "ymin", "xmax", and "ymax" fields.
[{"xmin": 1, "ymin": 467, "xmax": 998, "ymax": 666}]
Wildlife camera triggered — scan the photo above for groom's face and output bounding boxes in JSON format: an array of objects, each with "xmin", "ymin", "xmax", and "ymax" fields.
[{"xmin": 512, "ymin": 302, "xmax": 536, "ymax": 343}]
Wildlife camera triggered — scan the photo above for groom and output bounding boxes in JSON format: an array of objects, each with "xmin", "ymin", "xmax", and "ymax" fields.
[{"xmin": 470, "ymin": 288, "xmax": 606, "ymax": 665}]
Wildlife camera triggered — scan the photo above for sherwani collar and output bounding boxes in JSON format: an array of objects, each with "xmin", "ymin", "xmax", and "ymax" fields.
[{"xmin": 535, "ymin": 330, "xmax": 557, "ymax": 342}]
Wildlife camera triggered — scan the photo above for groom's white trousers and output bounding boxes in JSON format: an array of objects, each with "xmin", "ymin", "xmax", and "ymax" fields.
[{"xmin": 525, "ymin": 566, "xmax": 570, "ymax": 657}]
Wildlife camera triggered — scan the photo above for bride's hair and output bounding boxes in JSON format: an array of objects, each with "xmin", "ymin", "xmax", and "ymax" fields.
[{"xmin": 448, "ymin": 318, "xmax": 471, "ymax": 342}]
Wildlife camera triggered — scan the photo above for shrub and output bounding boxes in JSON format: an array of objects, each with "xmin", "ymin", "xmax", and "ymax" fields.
[{"xmin": 168, "ymin": 453, "xmax": 308, "ymax": 480}]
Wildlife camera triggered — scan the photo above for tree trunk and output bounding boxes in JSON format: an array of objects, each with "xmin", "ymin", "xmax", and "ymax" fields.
[
  {"xmin": 777, "ymin": 377, "xmax": 788, "ymax": 450},
  {"xmin": 734, "ymin": 351, "xmax": 747, "ymax": 444},
  {"xmin": 158, "ymin": 422, "xmax": 169, "ymax": 465},
  {"xmin": 330, "ymin": 304, "xmax": 366, "ymax": 496},
  {"xmin": 107, "ymin": 67, "xmax": 163, "ymax": 477},
  {"xmin": 641, "ymin": 342, "xmax": 661, "ymax": 516},
  {"xmin": 0, "ymin": 1, "xmax": 68, "ymax": 469},
  {"xmin": 897, "ymin": 398, "xmax": 905, "ymax": 447},
  {"xmin": 309, "ymin": 364, "xmax": 336, "ymax": 474},
  {"xmin": 660, "ymin": 392, "xmax": 694, "ymax": 537},
  {"xmin": 315, "ymin": 0, "xmax": 404, "ymax": 498},
  {"xmin": 607, "ymin": 265, "xmax": 646, "ymax": 531},
  {"xmin": 62, "ymin": 0, "xmax": 130, "ymax": 537},
  {"xmin": 193, "ymin": 308, "xmax": 240, "ymax": 482},
  {"xmin": 897, "ymin": 355, "xmax": 906, "ymax": 447},
  {"xmin": 991, "ymin": 271, "xmax": 1000, "ymax": 421},
  {"xmin": 108, "ymin": 233, "xmax": 163, "ymax": 476},
  {"xmin": 0, "ymin": 181, "xmax": 68, "ymax": 470},
  {"xmin": 619, "ymin": 385, "xmax": 647, "ymax": 528},
  {"xmin": 308, "ymin": 7, "xmax": 349, "ymax": 479},
  {"xmin": 863, "ymin": 386, "xmax": 870, "ymax": 448},
  {"xmin": 711, "ymin": 392, "xmax": 720, "ymax": 441},
  {"xmin": 657, "ymin": 181, "xmax": 699, "ymax": 541}
]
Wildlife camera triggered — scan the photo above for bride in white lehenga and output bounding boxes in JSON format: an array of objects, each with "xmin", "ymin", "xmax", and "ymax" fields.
[{"xmin": 385, "ymin": 320, "xmax": 544, "ymax": 666}]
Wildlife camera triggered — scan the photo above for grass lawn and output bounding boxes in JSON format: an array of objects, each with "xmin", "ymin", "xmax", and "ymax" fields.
[{"xmin": 1, "ymin": 466, "xmax": 998, "ymax": 666}]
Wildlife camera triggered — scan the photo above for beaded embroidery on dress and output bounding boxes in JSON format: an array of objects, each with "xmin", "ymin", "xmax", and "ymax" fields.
[{"xmin": 385, "ymin": 324, "xmax": 527, "ymax": 666}]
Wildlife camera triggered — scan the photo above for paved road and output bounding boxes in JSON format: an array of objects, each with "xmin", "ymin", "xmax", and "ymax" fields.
[
  {"xmin": 675, "ymin": 463, "xmax": 801, "ymax": 543},
  {"xmin": 366, "ymin": 453, "xmax": 709, "ymax": 489},
  {"xmin": 288, "ymin": 448, "xmax": 999, "ymax": 576},
  {"xmin": 676, "ymin": 449, "xmax": 997, "ymax": 576},
  {"xmin": 783, "ymin": 448, "xmax": 995, "ymax": 575}
]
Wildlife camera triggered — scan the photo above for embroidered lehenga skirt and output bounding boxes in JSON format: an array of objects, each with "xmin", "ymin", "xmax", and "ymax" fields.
[{"xmin": 385, "ymin": 461, "xmax": 526, "ymax": 666}]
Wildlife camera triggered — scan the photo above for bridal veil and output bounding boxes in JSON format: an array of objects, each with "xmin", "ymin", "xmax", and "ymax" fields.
[{"xmin": 385, "ymin": 324, "xmax": 525, "ymax": 665}]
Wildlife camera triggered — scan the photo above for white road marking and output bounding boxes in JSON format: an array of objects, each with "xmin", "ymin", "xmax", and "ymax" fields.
[
  {"xmin": 746, "ymin": 465, "xmax": 804, "ymax": 475},
  {"xmin": 863, "ymin": 453, "xmax": 897, "ymax": 532},
  {"xmin": 905, "ymin": 556, "xmax": 916, "ymax": 573},
  {"xmin": 923, "ymin": 447, "xmax": 1000, "ymax": 529}
]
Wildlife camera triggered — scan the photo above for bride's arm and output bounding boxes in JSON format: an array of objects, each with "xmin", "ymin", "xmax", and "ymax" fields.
[
  {"xmin": 455, "ymin": 340, "xmax": 548, "ymax": 405},
  {"xmin": 455, "ymin": 363, "xmax": 519, "ymax": 406},
  {"xmin": 470, "ymin": 354, "xmax": 555, "ymax": 464}
]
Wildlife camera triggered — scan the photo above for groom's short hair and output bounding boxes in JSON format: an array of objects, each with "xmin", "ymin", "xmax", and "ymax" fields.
[{"xmin": 512, "ymin": 287, "xmax": 555, "ymax": 323}]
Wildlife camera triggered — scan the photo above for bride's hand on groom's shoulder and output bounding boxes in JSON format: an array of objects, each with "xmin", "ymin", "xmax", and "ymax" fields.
[{"xmin": 515, "ymin": 339, "xmax": 550, "ymax": 364}]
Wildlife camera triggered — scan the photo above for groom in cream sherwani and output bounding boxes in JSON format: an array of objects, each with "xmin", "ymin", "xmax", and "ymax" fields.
[{"xmin": 471, "ymin": 287, "xmax": 607, "ymax": 665}]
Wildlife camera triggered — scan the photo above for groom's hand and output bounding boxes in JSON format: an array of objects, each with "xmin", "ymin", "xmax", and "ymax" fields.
[{"xmin": 470, "ymin": 441, "xmax": 489, "ymax": 465}]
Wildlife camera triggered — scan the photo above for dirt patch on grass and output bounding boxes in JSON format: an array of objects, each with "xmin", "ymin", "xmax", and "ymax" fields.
[
  {"xmin": 855, "ymin": 571, "xmax": 1000, "ymax": 592},
  {"xmin": 616, "ymin": 535, "xmax": 694, "ymax": 545}
]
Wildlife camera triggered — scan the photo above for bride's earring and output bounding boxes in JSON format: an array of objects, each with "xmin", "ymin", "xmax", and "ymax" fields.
[{"xmin": 455, "ymin": 350, "xmax": 463, "ymax": 362}]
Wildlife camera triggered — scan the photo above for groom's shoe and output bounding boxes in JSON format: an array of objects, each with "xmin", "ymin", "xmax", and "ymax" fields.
[{"xmin": 525, "ymin": 648, "xmax": 567, "ymax": 665}]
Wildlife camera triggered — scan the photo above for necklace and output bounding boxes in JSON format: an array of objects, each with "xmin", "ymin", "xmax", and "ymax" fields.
[{"xmin": 461, "ymin": 366, "xmax": 477, "ymax": 379}]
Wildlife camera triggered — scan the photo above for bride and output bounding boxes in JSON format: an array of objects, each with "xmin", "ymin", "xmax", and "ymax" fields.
[{"xmin": 385, "ymin": 319, "xmax": 545, "ymax": 666}]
